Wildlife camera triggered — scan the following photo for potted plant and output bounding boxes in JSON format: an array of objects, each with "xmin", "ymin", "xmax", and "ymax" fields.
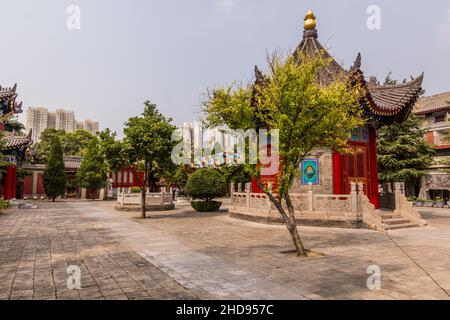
[
  {"xmin": 414, "ymin": 198, "xmax": 425, "ymax": 207},
  {"xmin": 185, "ymin": 168, "xmax": 227, "ymax": 212},
  {"xmin": 435, "ymin": 197, "xmax": 445, "ymax": 208},
  {"xmin": 425, "ymin": 199, "xmax": 435, "ymax": 207},
  {"xmin": 407, "ymin": 196, "xmax": 416, "ymax": 205}
]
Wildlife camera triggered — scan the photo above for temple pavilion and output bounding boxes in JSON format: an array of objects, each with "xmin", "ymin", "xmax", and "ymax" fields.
[
  {"xmin": 251, "ymin": 11, "xmax": 424, "ymax": 209},
  {"xmin": 0, "ymin": 83, "xmax": 31, "ymax": 200}
]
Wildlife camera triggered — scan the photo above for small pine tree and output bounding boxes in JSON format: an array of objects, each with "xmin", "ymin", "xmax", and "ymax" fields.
[
  {"xmin": 43, "ymin": 137, "xmax": 66, "ymax": 201},
  {"xmin": 76, "ymin": 139, "xmax": 108, "ymax": 199},
  {"xmin": 377, "ymin": 114, "xmax": 435, "ymax": 184}
]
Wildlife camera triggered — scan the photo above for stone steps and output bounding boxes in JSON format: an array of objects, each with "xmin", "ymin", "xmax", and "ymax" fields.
[
  {"xmin": 384, "ymin": 222, "xmax": 421, "ymax": 230},
  {"xmin": 383, "ymin": 218, "xmax": 411, "ymax": 225},
  {"xmin": 378, "ymin": 211, "xmax": 420, "ymax": 230}
]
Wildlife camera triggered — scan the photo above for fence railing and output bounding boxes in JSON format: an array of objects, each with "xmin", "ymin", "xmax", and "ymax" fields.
[
  {"xmin": 230, "ymin": 182, "xmax": 357, "ymax": 214},
  {"xmin": 117, "ymin": 188, "xmax": 173, "ymax": 206}
]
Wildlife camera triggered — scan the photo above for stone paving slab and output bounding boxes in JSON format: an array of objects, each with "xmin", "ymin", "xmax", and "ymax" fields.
[
  {"xmin": 0, "ymin": 202, "xmax": 208, "ymax": 300},
  {"xmin": 1, "ymin": 201, "xmax": 450, "ymax": 300}
]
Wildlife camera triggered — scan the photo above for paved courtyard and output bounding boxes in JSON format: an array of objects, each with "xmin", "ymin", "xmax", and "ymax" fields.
[{"xmin": 0, "ymin": 200, "xmax": 450, "ymax": 300}]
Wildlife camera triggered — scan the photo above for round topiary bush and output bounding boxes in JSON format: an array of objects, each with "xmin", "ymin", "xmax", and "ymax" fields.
[
  {"xmin": 185, "ymin": 168, "xmax": 227, "ymax": 212},
  {"xmin": 190, "ymin": 200, "xmax": 222, "ymax": 212}
]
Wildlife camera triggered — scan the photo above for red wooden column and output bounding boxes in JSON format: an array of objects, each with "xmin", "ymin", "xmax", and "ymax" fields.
[
  {"xmin": 333, "ymin": 151, "xmax": 344, "ymax": 195},
  {"xmin": 369, "ymin": 127, "xmax": 380, "ymax": 209},
  {"xmin": 4, "ymin": 166, "xmax": 16, "ymax": 200}
]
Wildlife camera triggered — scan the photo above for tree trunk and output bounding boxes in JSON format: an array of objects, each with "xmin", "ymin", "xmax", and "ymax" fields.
[
  {"xmin": 257, "ymin": 180, "xmax": 307, "ymax": 257},
  {"xmin": 141, "ymin": 161, "xmax": 148, "ymax": 219},
  {"xmin": 285, "ymin": 193, "xmax": 308, "ymax": 256}
]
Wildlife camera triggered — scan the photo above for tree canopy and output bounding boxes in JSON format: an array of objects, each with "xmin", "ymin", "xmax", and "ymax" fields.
[
  {"xmin": 43, "ymin": 136, "xmax": 66, "ymax": 201},
  {"xmin": 123, "ymin": 100, "xmax": 177, "ymax": 218},
  {"xmin": 76, "ymin": 139, "xmax": 108, "ymax": 196},
  {"xmin": 203, "ymin": 51, "xmax": 363, "ymax": 256},
  {"xmin": 32, "ymin": 129, "xmax": 95, "ymax": 163},
  {"xmin": 377, "ymin": 114, "xmax": 435, "ymax": 183}
]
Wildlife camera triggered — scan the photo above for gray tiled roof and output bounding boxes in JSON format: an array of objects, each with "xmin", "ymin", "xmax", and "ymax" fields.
[{"xmin": 414, "ymin": 91, "xmax": 450, "ymax": 115}]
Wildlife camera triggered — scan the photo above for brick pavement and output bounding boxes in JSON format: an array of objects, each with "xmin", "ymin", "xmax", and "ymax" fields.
[{"xmin": 1, "ymin": 200, "xmax": 450, "ymax": 300}]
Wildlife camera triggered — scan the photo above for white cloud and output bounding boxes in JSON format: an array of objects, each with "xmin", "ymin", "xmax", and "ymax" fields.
[
  {"xmin": 218, "ymin": 0, "xmax": 236, "ymax": 14},
  {"xmin": 436, "ymin": 9, "xmax": 450, "ymax": 50}
]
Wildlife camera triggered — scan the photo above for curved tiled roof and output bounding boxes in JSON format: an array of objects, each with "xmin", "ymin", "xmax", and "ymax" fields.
[
  {"xmin": 414, "ymin": 91, "xmax": 450, "ymax": 115},
  {"xmin": 294, "ymin": 29, "xmax": 346, "ymax": 85},
  {"xmin": 2, "ymin": 130, "xmax": 32, "ymax": 151},
  {"xmin": 252, "ymin": 11, "xmax": 424, "ymax": 127}
]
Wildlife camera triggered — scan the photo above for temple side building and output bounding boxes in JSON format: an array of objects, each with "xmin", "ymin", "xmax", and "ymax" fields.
[
  {"xmin": 0, "ymin": 84, "xmax": 32, "ymax": 199},
  {"xmin": 414, "ymin": 91, "xmax": 450, "ymax": 201}
]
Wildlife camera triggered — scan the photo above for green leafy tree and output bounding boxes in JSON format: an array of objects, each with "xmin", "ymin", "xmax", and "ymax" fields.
[
  {"xmin": 76, "ymin": 139, "xmax": 108, "ymax": 199},
  {"xmin": 43, "ymin": 137, "xmax": 66, "ymax": 201},
  {"xmin": 203, "ymin": 52, "xmax": 363, "ymax": 256},
  {"xmin": 217, "ymin": 164, "xmax": 251, "ymax": 189},
  {"xmin": 62, "ymin": 129, "xmax": 95, "ymax": 157},
  {"xmin": 123, "ymin": 101, "xmax": 177, "ymax": 218},
  {"xmin": 32, "ymin": 129, "xmax": 95, "ymax": 163},
  {"xmin": 97, "ymin": 129, "xmax": 127, "ymax": 173},
  {"xmin": 32, "ymin": 129, "xmax": 66, "ymax": 164},
  {"xmin": 377, "ymin": 114, "xmax": 435, "ymax": 184}
]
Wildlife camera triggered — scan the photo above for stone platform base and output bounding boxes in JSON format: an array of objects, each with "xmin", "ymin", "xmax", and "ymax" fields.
[
  {"xmin": 115, "ymin": 203, "xmax": 175, "ymax": 212},
  {"xmin": 229, "ymin": 211, "xmax": 361, "ymax": 229}
]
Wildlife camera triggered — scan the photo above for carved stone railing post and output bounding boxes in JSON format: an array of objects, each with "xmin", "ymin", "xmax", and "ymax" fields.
[
  {"xmin": 350, "ymin": 182, "xmax": 358, "ymax": 213},
  {"xmin": 307, "ymin": 182, "xmax": 314, "ymax": 213},
  {"xmin": 161, "ymin": 187, "xmax": 166, "ymax": 205},
  {"xmin": 387, "ymin": 183, "xmax": 393, "ymax": 194},
  {"xmin": 245, "ymin": 183, "xmax": 251, "ymax": 208},
  {"xmin": 230, "ymin": 182, "xmax": 234, "ymax": 196},
  {"xmin": 394, "ymin": 182, "xmax": 405, "ymax": 210},
  {"xmin": 358, "ymin": 182, "xmax": 364, "ymax": 195}
]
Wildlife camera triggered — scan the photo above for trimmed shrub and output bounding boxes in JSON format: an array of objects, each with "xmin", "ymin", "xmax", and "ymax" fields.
[
  {"xmin": 130, "ymin": 186, "xmax": 142, "ymax": 193},
  {"xmin": 0, "ymin": 200, "xmax": 10, "ymax": 214},
  {"xmin": 185, "ymin": 168, "xmax": 227, "ymax": 201},
  {"xmin": 191, "ymin": 200, "xmax": 222, "ymax": 212}
]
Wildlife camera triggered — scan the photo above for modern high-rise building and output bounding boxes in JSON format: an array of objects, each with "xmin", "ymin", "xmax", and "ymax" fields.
[
  {"xmin": 55, "ymin": 109, "xmax": 76, "ymax": 133},
  {"xmin": 26, "ymin": 107, "xmax": 49, "ymax": 143},
  {"xmin": 25, "ymin": 107, "xmax": 99, "ymax": 142},
  {"xmin": 80, "ymin": 119, "xmax": 99, "ymax": 135}
]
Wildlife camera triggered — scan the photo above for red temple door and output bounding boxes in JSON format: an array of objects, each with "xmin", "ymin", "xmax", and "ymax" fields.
[{"xmin": 343, "ymin": 145, "xmax": 372, "ymax": 199}]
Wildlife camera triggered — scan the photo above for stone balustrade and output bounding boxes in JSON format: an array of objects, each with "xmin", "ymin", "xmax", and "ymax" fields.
[
  {"xmin": 229, "ymin": 182, "xmax": 426, "ymax": 230},
  {"xmin": 115, "ymin": 188, "xmax": 175, "ymax": 211}
]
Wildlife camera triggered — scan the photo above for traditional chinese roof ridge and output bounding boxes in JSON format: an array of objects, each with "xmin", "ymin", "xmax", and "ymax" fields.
[
  {"xmin": 414, "ymin": 91, "xmax": 450, "ymax": 116},
  {"xmin": 294, "ymin": 11, "xmax": 423, "ymax": 124},
  {"xmin": 0, "ymin": 83, "xmax": 24, "ymax": 114},
  {"xmin": 250, "ymin": 11, "xmax": 424, "ymax": 126},
  {"xmin": 293, "ymin": 26, "xmax": 346, "ymax": 85},
  {"xmin": 2, "ymin": 129, "xmax": 33, "ymax": 151},
  {"xmin": 0, "ymin": 83, "xmax": 18, "ymax": 99},
  {"xmin": 365, "ymin": 73, "xmax": 424, "ymax": 116}
]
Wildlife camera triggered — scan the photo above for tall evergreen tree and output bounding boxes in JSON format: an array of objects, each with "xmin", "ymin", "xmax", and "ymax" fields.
[
  {"xmin": 43, "ymin": 137, "xmax": 66, "ymax": 201},
  {"xmin": 377, "ymin": 114, "xmax": 435, "ymax": 184},
  {"xmin": 76, "ymin": 139, "xmax": 108, "ymax": 199}
]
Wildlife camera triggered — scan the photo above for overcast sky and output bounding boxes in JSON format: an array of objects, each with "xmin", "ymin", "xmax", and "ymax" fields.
[{"xmin": 1, "ymin": 0, "xmax": 449, "ymax": 134}]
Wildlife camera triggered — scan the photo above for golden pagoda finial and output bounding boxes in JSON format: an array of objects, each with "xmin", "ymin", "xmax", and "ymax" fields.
[{"xmin": 304, "ymin": 10, "xmax": 316, "ymax": 30}]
